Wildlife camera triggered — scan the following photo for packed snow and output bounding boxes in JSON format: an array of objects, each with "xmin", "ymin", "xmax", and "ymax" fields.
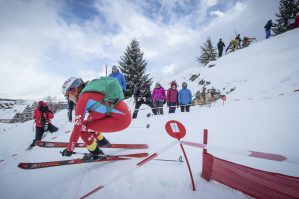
[{"xmin": 0, "ymin": 29, "xmax": 299, "ymax": 199}]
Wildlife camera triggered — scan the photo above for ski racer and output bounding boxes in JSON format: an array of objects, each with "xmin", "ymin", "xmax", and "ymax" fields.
[{"xmin": 61, "ymin": 77, "xmax": 131, "ymax": 160}]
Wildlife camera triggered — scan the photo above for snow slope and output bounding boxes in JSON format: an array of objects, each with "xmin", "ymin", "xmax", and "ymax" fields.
[{"xmin": 0, "ymin": 29, "xmax": 299, "ymax": 199}]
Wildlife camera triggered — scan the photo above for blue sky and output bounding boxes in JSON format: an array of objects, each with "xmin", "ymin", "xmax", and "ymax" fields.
[{"xmin": 0, "ymin": 0, "xmax": 279, "ymax": 99}]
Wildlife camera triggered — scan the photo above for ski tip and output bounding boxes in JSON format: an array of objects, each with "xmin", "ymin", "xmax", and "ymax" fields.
[{"xmin": 18, "ymin": 163, "xmax": 28, "ymax": 169}]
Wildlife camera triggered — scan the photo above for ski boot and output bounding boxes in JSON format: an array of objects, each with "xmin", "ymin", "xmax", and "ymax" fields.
[
  {"xmin": 97, "ymin": 136, "xmax": 111, "ymax": 147},
  {"xmin": 83, "ymin": 147, "xmax": 105, "ymax": 160},
  {"xmin": 29, "ymin": 139, "xmax": 37, "ymax": 148}
]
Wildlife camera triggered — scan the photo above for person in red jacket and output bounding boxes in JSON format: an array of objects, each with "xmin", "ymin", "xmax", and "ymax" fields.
[
  {"xmin": 166, "ymin": 81, "xmax": 178, "ymax": 113},
  {"xmin": 30, "ymin": 101, "xmax": 58, "ymax": 147},
  {"xmin": 61, "ymin": 77, "xmax": 131, "ymax": 160}
]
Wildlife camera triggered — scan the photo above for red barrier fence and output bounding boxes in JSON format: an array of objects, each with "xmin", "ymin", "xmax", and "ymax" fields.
[{"xmin": 200, "ymin": 130, "xmax": 299, "ymax": 199}]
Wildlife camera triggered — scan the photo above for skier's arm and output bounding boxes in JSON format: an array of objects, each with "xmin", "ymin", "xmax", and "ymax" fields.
[
  {"xmin": 163, "ymin": 89, "xmax": 166, "ymax": 100},
  {"xmin": 47, "ymin": 111, "xmax": 54, "ymax": 119},
  {"xmin": 67, "ymin": 94, "xmax": 89, "ymax": 152},
  {"xmin": 33, "ymin": 109, "xmax": 40, "ymax": 120}
]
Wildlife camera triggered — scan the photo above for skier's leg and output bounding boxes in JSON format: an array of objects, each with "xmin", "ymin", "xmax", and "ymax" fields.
[
  {"xmin": 170, "ymin": 102, "xmax": 176, "ymax": 113},
  {"xmin": 81, "ymin": 131, "xmax": 104, "ymax": 159},
  {"xmin": 159, "ymin": 101, "xmax": 164, "ymax": 115},
  {"xmin": 35, "ymin": 127, "xmax": 44, "ymax": 141},
  {"xmin": 30, "ymin": 127, "xmax": 44, "ymax": 147},
  {"xmin": 93, "ymin": 132, "xmax": 111, "ymax": 147},
  {"xmin": 132, "ymin": 101, "xmax": 142, "ymax": 119},
  {"xmin": 156, "ymin": 100, "xmax": 161, "ymax": 115},
  {"xmin": 48, "ymin": 123, "xmax": 58, "ymax": 133},
  {"xmin": 186, "ymin": 105, "xmax": 190, "ymax": 112},
  {"xmin": 147, "ymin": 101, "xmax": 157, "ymax": 115}
]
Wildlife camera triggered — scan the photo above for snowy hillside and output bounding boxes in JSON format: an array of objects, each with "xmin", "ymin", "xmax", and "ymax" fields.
[{"xmin": 0, "ymin": 29, "xmax": 299, "ymax": 199}]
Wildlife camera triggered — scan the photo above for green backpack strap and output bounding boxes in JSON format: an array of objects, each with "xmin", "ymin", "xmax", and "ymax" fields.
[{"xmin": 88, "ymin": 98, "xmax": 121, "ymax": 117}]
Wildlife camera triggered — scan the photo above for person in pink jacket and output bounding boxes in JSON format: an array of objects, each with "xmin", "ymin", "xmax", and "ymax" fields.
[{"xmin": 151, "ymin": 82, "xmax": 166, "ymax": 115}]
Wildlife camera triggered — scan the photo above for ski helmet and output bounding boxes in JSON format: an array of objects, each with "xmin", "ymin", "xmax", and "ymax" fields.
[{"xmin": 62, "ymin": 77, "xmax": 84, "ymax": 96}]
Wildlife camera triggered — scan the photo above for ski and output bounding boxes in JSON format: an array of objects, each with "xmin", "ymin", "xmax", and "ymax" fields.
[
  {"xmin": 18, "ymin": 152, "xmax": 149, "ymax": 170},
  {"xmin": 36, "ymin": 141, "xmax": 148, "ymax": 149}
]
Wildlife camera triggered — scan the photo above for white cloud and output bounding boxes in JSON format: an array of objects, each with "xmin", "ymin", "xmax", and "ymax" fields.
[
  {"xmin": 210, "ymin": 10, "xmax": 225, "ymax": 17},
  {"xmin": 0, "ymin": 0, "xmax": 280, "ymax": 99},
  {"xmin": 162, "ymin": 64, "xmax": 176, "ymax": 74}
]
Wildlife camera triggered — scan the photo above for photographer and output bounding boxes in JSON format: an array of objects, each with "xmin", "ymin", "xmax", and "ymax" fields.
[
  {"xmin": 30, "ymin": 101, "xmax": 58, "ymax": 147},
  {"xmin": 132, "ymin": 84, "xmax": 156, "ymax": 119}
]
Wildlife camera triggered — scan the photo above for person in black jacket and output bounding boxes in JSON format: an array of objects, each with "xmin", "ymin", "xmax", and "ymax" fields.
[
  {"xmin": 235, "ymin": 34, "xmax": 242, "ymax": 49},
  {"xmin": 264, "ymin": 20, "xmax": 274, "ymax": 39},
  {"xmin": 217, "ymin": 38, "xmax": 226, "ymax": 57},
  {"xmin": 132, "ymin": 84, "xmax": 157, "ymax": 119}
]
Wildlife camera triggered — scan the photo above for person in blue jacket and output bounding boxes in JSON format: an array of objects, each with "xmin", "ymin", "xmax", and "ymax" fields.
[
  {"xmin": 178, "ymin": 82, "xmax": 192, "ymax": 112},
  {"xmin": 109, "ymin": 65, "xmax": 126, "ymax": 94}
]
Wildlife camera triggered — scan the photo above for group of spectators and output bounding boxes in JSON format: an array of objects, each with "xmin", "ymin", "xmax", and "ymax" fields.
[
  {"xmin": 216, "ymin": 34, "xmax": 256, "ymax": 57},
  {"xmin": 132, "ymin": 81, "xmax": 193, "ymax": 119}
]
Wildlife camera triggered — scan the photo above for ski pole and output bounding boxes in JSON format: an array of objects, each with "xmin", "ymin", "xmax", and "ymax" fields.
[
  {"xmin": 153, "ymin": 156, "xmax": 184, "ymax": 163},
  {"xmin": 129, "ymin": 124, "xmax": 150, "ymax": 129},
  {"xmin": 63, "ymin": 151, "xmax": 148, "ymax": 159}
]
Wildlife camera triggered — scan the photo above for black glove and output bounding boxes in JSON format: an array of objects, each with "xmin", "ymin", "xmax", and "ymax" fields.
[
  {"xmin": 163, "ymin": 100, "xmax": 166, "ymax": 104},
  {"xmin": 61, "ymin": 148, "xmax": 73, "ymax": 157}
]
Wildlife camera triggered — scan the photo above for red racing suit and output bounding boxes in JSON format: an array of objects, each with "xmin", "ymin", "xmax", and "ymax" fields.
[{"xmin": 67, "ymin": 92, "xmax": 131, "ymax": 151}]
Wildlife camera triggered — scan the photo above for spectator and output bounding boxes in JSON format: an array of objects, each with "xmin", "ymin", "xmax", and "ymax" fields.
[
  {"xmin": 264, "ymin": 20, "xmax": 274, "ymax": 39},
  {"xmin": 217, "ymin": 38, "xmax": 226, "ymax": 57},
  {"xmin": 192, "ymin": 91, "xmax": 205, "ymax": 106},
  {"xmin": 225, "ymin": 39, "xmax": 238, "ymax": 53},
  {"xmin": 30, "ymin": 101, "xmax": 58, "ymax": 147},
  {"xmin": 132, "ymin": 84, "xmax": 156, "ymax": 119},
  {"xmin": 178, "ymin": 82, "xmax": 192, "ymax": 112},
  {"xmin": 109, "ymin": 65, "xmax": 126, "ymax": 94},
  {"xmin": 152, "ymin": 82, "xmax": 166, "ymax": 115},
  {"xmin": 67, "ymin": 98, "xmax": 74, "ymax": 122},
  {"xmin": 235, "ymin": 34, "xmax": 242, "ymax": 49},
  {"xmin": 166, "ymin": 81, "xmax": 178, "ymax": 113}
]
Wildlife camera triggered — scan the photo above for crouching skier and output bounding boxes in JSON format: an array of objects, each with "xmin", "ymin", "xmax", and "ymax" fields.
[
  {"xmin": 61, "ymin": 77, "xmax": 131, "ymax": 160},
  {"xmin": 30, "ymin": 101, "xmax": 58, "ymax": 148}
]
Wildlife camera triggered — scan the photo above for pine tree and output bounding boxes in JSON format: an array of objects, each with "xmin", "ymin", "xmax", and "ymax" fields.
[
  {"xmin": 196, "ymin": 37, "xmax": 217, "ymax": 66},
  {"xmin": 119, "ymin": 39, "xmax": 152, "ymax": 97},
  {"xmin": 273, "ymin": 0, "xmax": 299, "ymax": 35}
]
